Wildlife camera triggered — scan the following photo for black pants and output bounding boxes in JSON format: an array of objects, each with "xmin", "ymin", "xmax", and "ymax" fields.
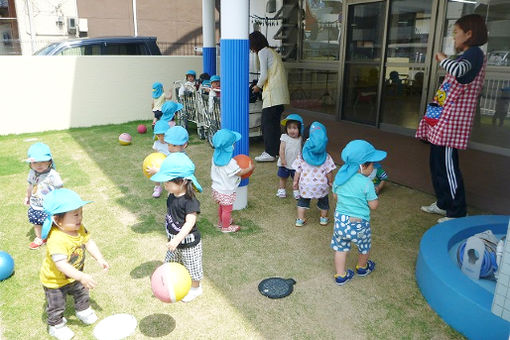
[
  {"xmin": 43, "ymin": 281, "xmax": 90, "ymax": 326},
  {"xmin": 261, "ymin": 105, "xmax": 284, "ymax": 157},
  {"xmin": 429, "ymin": 144, "xmax": 467, "ymax": 217}
]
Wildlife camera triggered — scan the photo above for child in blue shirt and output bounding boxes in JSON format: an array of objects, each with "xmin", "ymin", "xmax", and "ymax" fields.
[
  {"xmin": 331, "ymin": 140, "xmax": 387, "ymax": 286},
  {"xmin": 368, "ymin": 162, "xmax": 388, "ymax": 194}
]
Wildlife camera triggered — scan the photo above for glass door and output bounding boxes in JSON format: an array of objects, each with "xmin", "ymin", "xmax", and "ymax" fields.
[{"xmin": 341, "ymin": 1, "xmax": 386, "ymax": 125}]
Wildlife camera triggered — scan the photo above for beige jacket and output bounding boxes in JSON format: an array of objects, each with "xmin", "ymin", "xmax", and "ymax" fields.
[{"xmin": 261, "ymin": 48, "xmax": 290, "ymax": 108}]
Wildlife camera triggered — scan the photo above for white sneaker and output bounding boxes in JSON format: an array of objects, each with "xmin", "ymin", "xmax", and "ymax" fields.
[
  {"xmin": 76, "ymin": 307, "xmax": 98, "ymax": 325},
  {"xmin": 420, "ymin": 202, "xmax": 446, "ymax": 216},
  {"xmin": 293, "ymin": 189, "xmax": 300, "ymax": 200},
  {"xmin": 255, "ymin": 151, "xmax": 276, "ymax": 162},
  {"xmin": 49, "ymin": 320, "xmax": 74, "ymax": 340},
  {"xmin": 181, "ymin": 286, "xmax": 203, "ymax": 303},
  {"xmin": 276, "ymin": 188, "xmax": 286, "ymax": 198},
  {"xmin": 437, "ymin": 216, "xmax": 456, "ymax": 223}
]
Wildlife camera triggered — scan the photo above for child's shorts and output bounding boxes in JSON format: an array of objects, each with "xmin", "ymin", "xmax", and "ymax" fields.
[
  {"xmin": 297, "ymin": 195, "xmax": 329, "ymax": 211},
  {"xmin": 331, "ymin": 213, "xmax": 371, "ymax": 254},
  {"xmin": 277, "ymin": 166, "xmax": 295, "ymax": 179},
  {"xmin": 28, "ymin": 207, "xmax": 47, "ymax": 225},
  {"xmin": 153, "ymin": 110, "xmax": 162, "ymax": 120},
  {"xmin": 165, "ymin": 241, "xmax": 203, "ymax": 281},
  {"xmin": 212, "ymin": 189, "xmax": 236, "ymax": 206}
]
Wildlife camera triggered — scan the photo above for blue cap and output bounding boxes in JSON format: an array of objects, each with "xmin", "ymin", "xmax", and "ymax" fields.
[
  {"xmin": 334, "ymin": 140, "xmax": 387, "ymax": 187},
  {"xmin": 212, "ymin": 129, "xmax": 242, "ymax": 166},
  {"xmin": 210, "ymin": 75, "xmax": 220, "ymax": 82},
  {"xmin": 281, "ymin": 113, "xmax": 304, "ymax": 136},
  {"xmin": 164, "ymin": 126, "xmax": 189, "ymax": 146},
  {"xmin": 185, "ymin": 70, "xmax": 196, "ymax": 77},
  {"xmin": 41, "ymin": 189, "xmax": 92, "ymax": 240},
  {"xmin": 152, "ymin": 82, "xmax": 163, "ymax": 99},
  {"xmin": 302, "ymin": 122, "xmax": 328, "ymax": 166},
  {"xmin": 161, "ymin": 101, "xmax": 183, "ymax": 122},
  {"xmin": 150, "ymin": 152, "xmax": 202, "ymax": 192},
  {"xmin": 26, "ymin": 142, "xmax": 53, "ymax": 162},
  {"xmin": 154, "ymin": 120, "xmax": 170, "ymax": 135},
  {"xmin": 202, "ymin": 80, "xmax": 211, "ymax": 87}
]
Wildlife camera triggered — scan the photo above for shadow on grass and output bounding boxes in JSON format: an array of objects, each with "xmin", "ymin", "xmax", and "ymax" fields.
[
  {"xmin": 130, "ymin": 260, "xmax": 163, "ymax": 279},
  {"xmin": 138, "ymin": 313, "xmax": 176, "ymax": 337}
]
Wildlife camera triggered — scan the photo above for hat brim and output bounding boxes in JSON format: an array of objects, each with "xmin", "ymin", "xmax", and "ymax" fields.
[
  {"xmin": 366, "ymin": 150, "xmax": 387, "ymax": 163},
  {"xmin": 149, "ymin": 173, "xmax": 202, "ymax": 193},
  {"xmin": 26, "ymin": 156, "xmax": 52, "ymax": 162},
  {"xmin": 302, "ymin": 148, "xmax": 327, "ymax": 166},
  {"xmin": 41, "ymin": 200, "xmax": 92, "ymax": 239}
]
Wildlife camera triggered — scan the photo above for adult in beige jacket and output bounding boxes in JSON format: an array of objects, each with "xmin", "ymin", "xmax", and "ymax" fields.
[{"xmin": 250, "ymin": 31, "xmax": 290, "ymax": 162}]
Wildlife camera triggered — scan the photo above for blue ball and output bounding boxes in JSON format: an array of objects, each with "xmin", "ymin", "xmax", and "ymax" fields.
[{"xmin": 0, "ymin": 251, "xmax": 14, "ymax": 281}]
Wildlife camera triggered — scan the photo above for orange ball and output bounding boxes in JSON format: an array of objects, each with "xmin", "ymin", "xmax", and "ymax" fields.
[{"xmin": 233, "ymin": 154, "xmax": 253, "ymax": 179}]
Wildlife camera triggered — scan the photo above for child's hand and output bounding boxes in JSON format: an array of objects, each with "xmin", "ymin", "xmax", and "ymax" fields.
[
  {"xmin": 152, "ymin": 118, "xmax": 157, "ymax": 126},
  {"xmin": 252, "ymin": 85, "xmax": 260, "ymax": 93},
  {"xmin": 167, "ymin": 239, "xmax": 179, "ymax": 252},
  {"xmin": 435, "ymin": 52, "xmax": 447, "ymax": 62},
  {"xmin": 248, "ymin": 160, "xmax": 255, "ymax": 171},
  {"xmin": 97, "ymin": 259, "xmax": 109, "ymax": 271},
  {"xmin": 146, "ymin": 166, "xmax": 158, "ymax": 175},
  {"xmin": 23, "ymin": 196, "xmax": 30, "ymax": 206},
  {"xmin": 79, "ymin": 273, "xmax": 97, "ymax": 290}
]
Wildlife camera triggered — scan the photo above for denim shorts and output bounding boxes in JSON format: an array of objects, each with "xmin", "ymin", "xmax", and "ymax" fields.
[
  {"xmin": 330, "ymin": 213, "xmax": 371, "ymax": 254},
  {"xmin": 297, "ymin": 195, "xmax": 329, "ymax": 210},
  {"xmin": 277, "ymin": 166, "xmax": 295, "ymax": 179}
]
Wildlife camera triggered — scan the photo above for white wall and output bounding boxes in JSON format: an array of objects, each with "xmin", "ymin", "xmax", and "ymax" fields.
[{"xmin": 0, "ymin": 56, "xmax": 206, "ymax": 135}]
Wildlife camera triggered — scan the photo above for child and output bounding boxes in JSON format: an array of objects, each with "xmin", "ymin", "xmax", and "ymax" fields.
[
  {"xmin": 164, "ymin": 126, "xmax": 189, "ymax": 153},
  {"xmin": 276, "ymin": 114, "xmax": 303, "ymax": 199},
  {"xmin": 211, "ymin": 129, "xmax": 255, "ymax": 233},
  {"xmin": 416, "ymin": 14, "xmax": 487, "ymax": 223},
  {"xmin": 151, "ymin": 82, "xmax": 170, "ymax": 128},
  {"xmin": 150, "ymin": 120, "xmax": 171, "ymax": 198},
  {"xmin": 368, "ymin": 162, "xmax": 388, "ymax": 194},
  {"xmin": 24, "ymin": 142, "xmax": 63, "ymax": 249},
  {"xmin": 160, "ymin": 101, "xmax": 184, "ymax": 128},
  {"xmin": 292, "ymin": 122, "xmax": 336, "ymax": 227},
  {"xmin": 40, "ymin": 189, "xmax": 109, "ymax": 339},
  {"xmin": 208, "ymin": 75, "xmax": 221, "ymax": 113},
  {"xmin": 150, "ymin": 152, "xmax": 204, "ymax": 302},
  {"xmin": 178, "ymin": 70, "xmax": 198, "ymax": 97},
  {"xmin": 331, "ymin": 140, "xmax": 386, "ymax": 285}
]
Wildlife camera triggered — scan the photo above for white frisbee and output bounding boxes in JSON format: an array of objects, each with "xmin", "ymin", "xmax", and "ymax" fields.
[{"xmin": 93, "ymin": 314, "xmax": 137, "ymax": 340}]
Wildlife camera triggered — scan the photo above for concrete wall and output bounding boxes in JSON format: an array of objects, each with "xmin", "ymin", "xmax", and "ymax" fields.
[{"xmin": 0, "ymin": 56, "xmax": 206, "ymax": 135}]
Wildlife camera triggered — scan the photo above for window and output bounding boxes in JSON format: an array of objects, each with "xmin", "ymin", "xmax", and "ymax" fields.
[{"xmin": 103, "ymin": 43, "xmax": 149, "ymax": 55}]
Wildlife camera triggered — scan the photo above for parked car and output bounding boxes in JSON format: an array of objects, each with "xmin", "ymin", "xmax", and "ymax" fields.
[{"xmin": 34, "ymin": 36, "xmax": 161, "ymax": 56}]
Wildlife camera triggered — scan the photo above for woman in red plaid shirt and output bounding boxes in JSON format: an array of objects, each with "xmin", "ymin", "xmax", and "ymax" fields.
[{"xmin": 416, "ymin": 14, "xmax": 487, "ymax": 223}]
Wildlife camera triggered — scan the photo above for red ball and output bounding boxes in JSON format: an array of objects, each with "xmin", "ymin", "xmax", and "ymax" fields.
[
  {"xmin": 137, "ymin": 124, "xmax": 147, "ymax": 134},
  {"xmin": 233, "ymin": 154, "xmax": 254, "ymax": 179}
]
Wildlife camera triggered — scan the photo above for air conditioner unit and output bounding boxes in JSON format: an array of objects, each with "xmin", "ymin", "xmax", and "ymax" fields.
[
  {"xmin": 67, "ymin": 17, "xmax": 77, "ymax": 33},
  {"xmin": 78, "ymin": 18, "xmax": 88, "ymax": 33}
]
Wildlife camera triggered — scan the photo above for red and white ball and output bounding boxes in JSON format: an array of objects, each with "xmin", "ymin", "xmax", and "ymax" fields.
[
  {"xmin": 118, "ymin": 133, "xmax": 132, "ymax": 146},
  {"xmin": 150, "ymin": 263, "xmax": 192, "ymax": 303}
]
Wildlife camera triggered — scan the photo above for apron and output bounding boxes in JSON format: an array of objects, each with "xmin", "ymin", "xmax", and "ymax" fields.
[{"xmin": 261, "ymin": 48, "xmax": 290, "ymax": 109}]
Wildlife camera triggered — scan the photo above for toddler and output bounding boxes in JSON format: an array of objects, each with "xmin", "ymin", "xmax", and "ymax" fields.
[
  {"xmin": 178, "ymin": 70, "xmax": 198, "ymax": 97},
  {"xmin": 368, "ymin": 162, "xmax": 388, "ymax": 194},
  {"xmin": 151, "ymin": 152, "xmax": 204, "ymax": 302},
  {"xmin": 40, "ymin": 189, "xmax": 109, "ymax": 339},
  {"xmin": 164, "ymin": 126, "xmax": 189, "ymax": 153},
  {"xmin": 276, "ymin": 113, "xmax": 303, "ymax": 199},
  {"xmin": 211, "ymin": 129, "xmax": 255, "ymax": 233},
  {"xmin": 151, "ymin": 82, "xmax": 171, "ymax": 128},
  {"xmin": 160, "ymin": 101, "xmax": 183, "ymax": 128},
  {"xmin": 292, "ymin": 122, "xmax": 336, "ymax": 227},
  {"xmin": 150, "ymin": 120, "xmax": 171, "ymax": 198},
  {"xmin": 208, "ymin": 75, "xmax": 221, "ymax": 113},
  {"xmin": 24, "ymin": 142, "xmax": 63, "ymax": 249},
  {"xmin": 331, "ymin": 140, "xmax": 386, "ymax": 285}
]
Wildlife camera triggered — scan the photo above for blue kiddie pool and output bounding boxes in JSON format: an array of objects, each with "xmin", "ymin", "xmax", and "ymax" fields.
[{"xmin": 416, "ymin": 215, "xmax": 510, "ymax": 340}]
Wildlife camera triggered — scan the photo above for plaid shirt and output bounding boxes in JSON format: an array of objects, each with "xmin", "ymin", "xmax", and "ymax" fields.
[{"xmin": 416, "ymin": 58, "xmax": 486, "ymax": 150}]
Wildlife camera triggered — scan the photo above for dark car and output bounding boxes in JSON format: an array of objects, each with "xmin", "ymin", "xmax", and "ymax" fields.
[{"xmin": 34, "ymin": 36, "xmax": 161, "ymax": 56}]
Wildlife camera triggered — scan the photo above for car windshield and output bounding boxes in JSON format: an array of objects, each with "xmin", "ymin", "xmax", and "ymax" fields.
[{"xmin": 34, "ymin": 43, "xmax": 60, "ymax": 55}]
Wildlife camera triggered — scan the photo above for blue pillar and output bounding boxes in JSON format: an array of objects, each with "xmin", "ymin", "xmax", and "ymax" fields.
[
  {"xmin": 221, "ymin": 0, "xmax": 249, "ymax": 209},
  {"xmin": 202, "ymin": 0, "xmax": 216, "ymax": 76}
]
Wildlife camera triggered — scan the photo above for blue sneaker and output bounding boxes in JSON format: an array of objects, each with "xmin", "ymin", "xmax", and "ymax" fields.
[
  {"xmin": 334, "ymin": 269, "xmax": 354, "ymax": 286},
  {"xmin": 356, "ymin": 260, "xmax": 375, "ymax": 277},
  {"xmin": 295, "ymin": 218, "xmax": 305, "ymax": 227},
  {"xmin": 319, "ymin": 217, "xmax": 329, "ymax": 225}
]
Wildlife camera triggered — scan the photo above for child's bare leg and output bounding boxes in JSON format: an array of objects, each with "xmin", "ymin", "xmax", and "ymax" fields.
[
  {"xmin": 279, "ymin": 177, "xmax": 287, "ymax": 189},
  {"xmin": 357, "ymin": 252, "xmax": 370, "ymax": 268},
  {"xmin": 334, "ymin": 251, "xmax": 348, "ymax": 275},
  {"xmin": 191, "ymin": 280, "xmax": 200, "ymax": 288},
  {"xmin": 319, "ymin": 209, "xmax": 328, "ymax": 218},
  {"xmin": 34, "ymin": 224, "xmax": 42, "ymax": 239},
  {"xmin": 297, "ymin": 207, "xmax": 306, "ymax": 221}
]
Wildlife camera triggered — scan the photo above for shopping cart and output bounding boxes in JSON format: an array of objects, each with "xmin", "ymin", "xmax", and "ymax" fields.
[{"xmin": 174, "ymin": 80, "xmax": 208, "ymax": 138}]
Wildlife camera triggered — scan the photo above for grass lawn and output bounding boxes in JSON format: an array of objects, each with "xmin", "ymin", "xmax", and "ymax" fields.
[{"xmin": 0, "ymin": 121, "xmax": 468, "ymax": 339}]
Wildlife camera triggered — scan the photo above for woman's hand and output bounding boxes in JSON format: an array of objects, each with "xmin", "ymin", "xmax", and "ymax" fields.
[
  {"xmin": 435, "ymin": 52, "xmax": 447, "ymax": 62},
  {"xmin": 252, "ymin": 85, "xmax": 260, "ymax": 93}
]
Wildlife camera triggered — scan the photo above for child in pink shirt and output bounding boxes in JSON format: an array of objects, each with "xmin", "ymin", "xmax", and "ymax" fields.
[{"xmin": 292, "ymin": 122, "xmax": 336, "ymax": 227}]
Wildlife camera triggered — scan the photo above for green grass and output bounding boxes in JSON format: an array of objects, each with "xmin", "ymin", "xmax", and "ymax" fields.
[{"xmin": 0, "ymin": 121, "xmax": 469, "ymax": 339}]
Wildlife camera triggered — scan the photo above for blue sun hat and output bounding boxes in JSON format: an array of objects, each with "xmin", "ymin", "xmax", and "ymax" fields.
[
  {"xmin": 185, "ymin": 70, "xmax": 196, "ymax": 77},
  {"xmin": 212, "ymin": 129, "xmax": 242, "ymax": 166},
  {"xmin": 202, "ymin": 80, "xmax": 211, "ymax": 88},
  {"xmin": 152, "ymin": 82, "xmax": 163, "ymax": 99},
  {"xmin": 210, "ymin": 75, "xmax": 220, "ymax": 83},
  {"xmin": 150, "ymin": 152, "xmax": 202, "ymax": 192},
  {"xmin": 26, "ymin": 142, "xmax": 52, "ymax": 162},
  {"xmin": 302, "ymin": 122, "xmax": 328, "ymax": 166},
  {"xmin": 333, "ymin": 140, "xmax": 387, "ymax": 187},
  {"xmin": 154, "ymin": 119, "xmax": 170, "ymax": 136},
  {"xmin": 41, "ymin": 188, "xmax": 92, "ymax": 240},
  {"xmin": 281, "ymin": 113, "xmax": 304, "ymax": 136},
  {"xmin": 160, "ymin": 101, "xmax": 183, "ymax": 122},
  {"xmin": 164, "ymin": 126, "xmax": 189, "ymax": 146}
]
